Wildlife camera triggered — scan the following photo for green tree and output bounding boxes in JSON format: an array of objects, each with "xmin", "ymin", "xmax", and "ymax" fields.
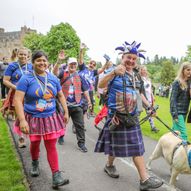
[
  {"xmin": 185, "ymin": 45, "xmax": 191, "ymax": 61},
  {"xmin": 23, "ymin": 32, "xmax": 45, "ymax": 52},
  {"xmin": 43, "ymin": 22, "xmax": 80, "ymax": 63},
  {"xmin": 146, "ymin": 56, "xmax": 151, "ymax": 64},
  {"xmin": 147, "ymin": 64, "xmax": 162, "ymax": 82},
  {"xmin": 153, "ymin": 54, "xmax": 160, "ymax": 65},
  {"xmin": 96, "ymin": 61, "xmax": 102, "ymax": 69},
  {"xmin": 23, "ymin": 22, "xmax": 81, "ymax": 63},
  {"xmin": 160, "ymin": 60, "xmax": 176, "ymax": 85}
]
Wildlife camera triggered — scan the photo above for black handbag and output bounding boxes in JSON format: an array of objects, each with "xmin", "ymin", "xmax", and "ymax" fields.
[
  {"xmin": 109, "ymin": 113, "xmax": 138, "ymax": 130},
  {"xmin": 124, "ymin": 114, "xmax": 138, "ymax": 128}
]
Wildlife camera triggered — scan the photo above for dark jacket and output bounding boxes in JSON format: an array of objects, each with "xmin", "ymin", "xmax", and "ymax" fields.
[{"xmin": 170, "ymin": 80, "xmax": 190, "ymax": 119}]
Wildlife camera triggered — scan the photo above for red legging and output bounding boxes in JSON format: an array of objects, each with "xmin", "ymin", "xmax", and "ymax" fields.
[{"xmin": 30, "ymin": 138, "xmax": 59, "ymax": 174}]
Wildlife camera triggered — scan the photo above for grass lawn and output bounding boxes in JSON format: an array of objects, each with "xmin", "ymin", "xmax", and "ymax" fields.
[
  {"xmin": 94, "ymin": 95, "xmax": 191, "ymax": 142},
  {"xmin": 0, "ymin": 114, "xmax": 28, "ymax": 191},
  {"xmin": 141, "ymin": 96, "xmax": 191, "ymax": 142}
]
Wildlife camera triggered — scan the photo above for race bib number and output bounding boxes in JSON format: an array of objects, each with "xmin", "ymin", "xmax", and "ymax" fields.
[
  {"xmin": 69, "ymin": 85, "xmax": 74, "ymax": 94},
  {"xmin": 36, "ymin": 99, "xmax": 47, "ymax": 112}
]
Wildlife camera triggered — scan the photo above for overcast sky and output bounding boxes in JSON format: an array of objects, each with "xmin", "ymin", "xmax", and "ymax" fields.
[{"xmin": 1, "ymin": 0, "xmax": 191, "ymax": 63}]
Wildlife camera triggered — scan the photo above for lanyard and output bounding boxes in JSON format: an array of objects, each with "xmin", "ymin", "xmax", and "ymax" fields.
[
  {"xmin": 126, "ymin": 72, "xmax": 136, "ymax": 89},
  {"xmin": 17, "ymin": 62, "xmax": 28, "ymax": 75},
  {"xmin": 33, "ymin": 71, "xmax": 47, "ymax": 96}
]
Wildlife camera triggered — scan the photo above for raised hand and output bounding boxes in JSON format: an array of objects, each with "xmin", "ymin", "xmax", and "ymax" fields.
[
  {"xmin": 58, "ymin": 50, "xmax": 65, "ymax": 60},
  {"xmin": 114, "ymin": 64, "xmax": 126, "ymax": 76},
  {"xmin": 80, "ymin": 43, "xmax": 87, "ymax": 50}
]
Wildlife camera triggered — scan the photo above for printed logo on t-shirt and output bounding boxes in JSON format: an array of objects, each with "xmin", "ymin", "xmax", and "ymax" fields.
[{"xmin": 35, "ymin": 83, "xmax": 55, "ymax": 111}]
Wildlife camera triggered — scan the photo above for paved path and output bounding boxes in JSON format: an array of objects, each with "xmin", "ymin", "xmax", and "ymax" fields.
[{"xmin": 7, "ymin": 116, "xmax": 191, "ymax": 191}]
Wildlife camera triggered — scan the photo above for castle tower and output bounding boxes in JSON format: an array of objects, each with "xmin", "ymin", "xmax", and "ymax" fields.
[{"xmin": 0, "ymin": 26, "xmax": 36, "ymax": 60}]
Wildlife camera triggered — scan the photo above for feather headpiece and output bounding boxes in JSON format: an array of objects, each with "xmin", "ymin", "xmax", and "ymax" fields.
[{"xmin": 115, "ymin": 41, "xmax": 146, "ymax": 59}]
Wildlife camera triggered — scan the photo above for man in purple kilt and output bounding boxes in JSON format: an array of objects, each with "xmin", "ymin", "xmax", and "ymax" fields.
[{"xmin": 94, "ymin": 41, "xmax": 163, "ymax": 191}]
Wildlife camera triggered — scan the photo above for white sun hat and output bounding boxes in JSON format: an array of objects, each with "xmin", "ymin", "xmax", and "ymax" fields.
[{"xmin": 67, "ymin": 57, "xmax": 78, "ymax": 65}]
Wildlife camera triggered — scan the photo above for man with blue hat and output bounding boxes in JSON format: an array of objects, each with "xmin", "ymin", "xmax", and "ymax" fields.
[{"xmin": 94, "ymin": 41, "xmax": 163, "ymax": 190}]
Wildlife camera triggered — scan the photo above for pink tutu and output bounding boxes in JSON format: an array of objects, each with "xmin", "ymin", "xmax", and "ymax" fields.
[{"xmin": 14, "ymin": 112, "xmax": 66, "ymax": 141}]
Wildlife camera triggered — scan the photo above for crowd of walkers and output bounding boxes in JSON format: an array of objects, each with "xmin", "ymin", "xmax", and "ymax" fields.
[{"xmin": 1, "ymin": 41, "xmax": 191, "ymax": 190}]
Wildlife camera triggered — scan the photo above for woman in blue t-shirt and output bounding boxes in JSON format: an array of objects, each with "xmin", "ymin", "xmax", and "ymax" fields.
[
  {"xmin": 14, "ymin": 50, "xmax": 69, "ymax": 189},
  {"xmin": 1, "ymin": 47, "xmax": 33, "ymax": 148}
]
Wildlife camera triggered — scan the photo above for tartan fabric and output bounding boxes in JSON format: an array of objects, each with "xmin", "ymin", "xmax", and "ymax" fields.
[
  {"xmin": 0, "ymin": 89, "xmax": 15, "ymax": 114},
  {"xmin": 170, "ymin": 80, "xmax": 190, "ymax": 119},
  {"xmin": 61, "ymin": 71, "xmax": 82, "ymax": 103},
  {"xmin": 94, "ymin": 117, "xmax": 145, "ymax": 157},
  {"xmin": 15, "ymin": 112, "xmax": 65, "ymax": 136}
]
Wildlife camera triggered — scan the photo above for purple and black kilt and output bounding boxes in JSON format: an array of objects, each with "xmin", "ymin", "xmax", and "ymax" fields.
[{"xmin": 94, "ymin": 117, "xmax": 145, "ymax": 157}]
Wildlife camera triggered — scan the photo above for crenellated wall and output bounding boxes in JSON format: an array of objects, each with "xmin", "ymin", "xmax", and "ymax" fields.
[{"xmin": 0, "ymin": 26, "xmax": 36, "ymax": 60}]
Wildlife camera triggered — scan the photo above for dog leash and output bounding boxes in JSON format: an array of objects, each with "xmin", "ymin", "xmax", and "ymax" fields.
[
  {"xmin": 155, "ymin": 115, "xmax": 190, "ymax": 145},
  {"xmin": 139, "ymin": 106, "xmax": 190, "ymax": 144},
  {"xmin": 139, "ymin": 105, "xmax": 159, "ymax": 126}
]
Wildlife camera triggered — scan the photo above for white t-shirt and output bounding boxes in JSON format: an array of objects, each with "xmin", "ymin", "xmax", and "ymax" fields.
[{"xmin": 142, "ymin": 77, "xmax": 152, "ymax": 103}]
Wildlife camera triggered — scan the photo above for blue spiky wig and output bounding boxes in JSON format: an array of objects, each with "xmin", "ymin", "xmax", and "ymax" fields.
[{"xmin": 115, "ymin": 41, "xmax": 146, "ymax": 59}]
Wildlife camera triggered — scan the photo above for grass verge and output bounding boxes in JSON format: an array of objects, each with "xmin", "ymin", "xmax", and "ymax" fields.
[{"xmin": 0, "ymin": 114, "xmax": 28, "ymax": 191}]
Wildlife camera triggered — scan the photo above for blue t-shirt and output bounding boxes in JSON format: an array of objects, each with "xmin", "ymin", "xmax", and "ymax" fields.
[
  {"xmin": 4, "ymin": 62, "xmax": 33, "ymax": 85},
  {"xmin": 78, "ymin": 63, "xmax": 98, "ymax": 91},
  {"xmin": 17, "ymin": 72, "xmax": 61, "ymax": 117},
  {"xmin": 108, "ymin": 73, "xmax": 137, "ymax": 115}
]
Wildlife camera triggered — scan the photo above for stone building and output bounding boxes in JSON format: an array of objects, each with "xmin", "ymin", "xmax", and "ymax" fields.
[{"xmin": 0, "ymin": 26, "xmax": 36, "ymax": 60}]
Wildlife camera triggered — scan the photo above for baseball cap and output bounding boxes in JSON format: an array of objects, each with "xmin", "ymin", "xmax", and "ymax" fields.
[{"xmin": 67, "ymin": 57, "xmax": 78, "ymax": 65}]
